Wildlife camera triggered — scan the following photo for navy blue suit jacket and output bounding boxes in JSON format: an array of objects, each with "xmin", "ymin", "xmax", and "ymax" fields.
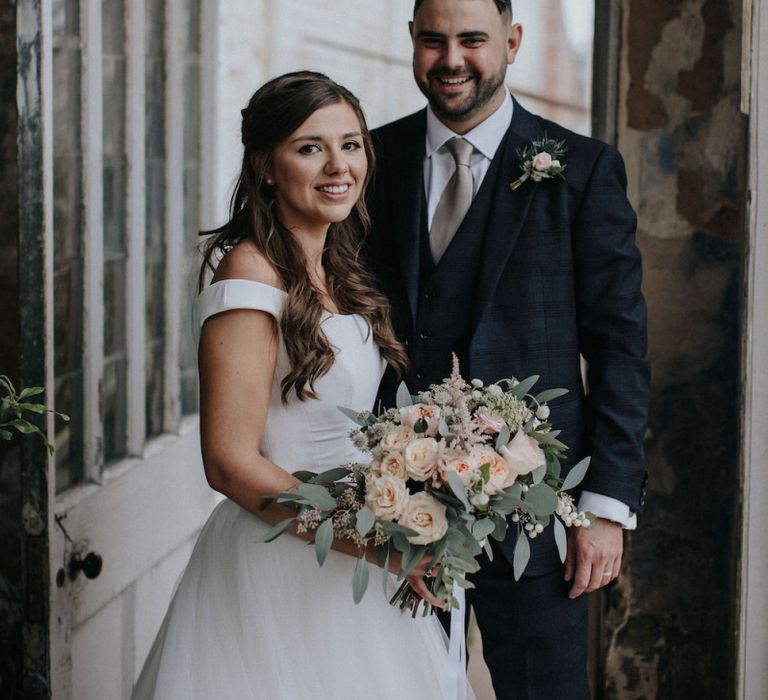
[{"xmin": 367, "ymin": 99, "xmax": 650, "ymax": 570}]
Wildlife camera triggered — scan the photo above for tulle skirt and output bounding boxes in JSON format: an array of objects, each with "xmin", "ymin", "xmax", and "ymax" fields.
[{"xmin": 132, "ymin": 499, "xmax": 472, "ymax": 700}]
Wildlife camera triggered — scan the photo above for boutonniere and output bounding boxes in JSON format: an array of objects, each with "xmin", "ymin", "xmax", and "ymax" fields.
[{"xmin": 510, "ymin": 135, "xmax": 568, "ymax": 191}]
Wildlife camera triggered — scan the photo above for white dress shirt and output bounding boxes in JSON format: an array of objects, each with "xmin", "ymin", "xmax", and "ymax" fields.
[{"xmin": 423, "ymin": 93, "xmax": 637, "ymax": 529}]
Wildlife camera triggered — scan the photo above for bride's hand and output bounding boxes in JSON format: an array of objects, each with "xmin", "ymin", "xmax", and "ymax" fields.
[{"xmin": 404, "ymin": 557, "xmax": 444, "ymax": 609}]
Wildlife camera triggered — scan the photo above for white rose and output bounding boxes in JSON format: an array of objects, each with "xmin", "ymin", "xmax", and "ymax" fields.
[
  {"xmin": 364, "ymin": 475, "xmax": 408, "ymax": 522},
  {"xmin": 379, "ymin": 451, "xmax": 408, "ymax": 479},
  {"xmin": 438, "ymin": 452, "xmax": 478, "ymax": 488},
  {"xmin": 380, "ymin": 424, "xmax": 414, "ymax": 452},
  {"xmin": 499, "ymin": 430, "xmax": 546, "ymax": 478},
  {"xmin": 532, "ymin": 151, "xmax": 553, "ymax": 172},
  {"xmin": 399, "ymin": 404, "xmax": 441, "ymax": 437},
  {"xmin": 400, "ymin": 492, "xmax": 448, "ymax": 545},
  {"xmin": 473, "ymin": 446, "xmax": 515, "ymax": 494},
  {"xmin": 404, "ymin": 438, "xmax": 441, "ymax": 482}
]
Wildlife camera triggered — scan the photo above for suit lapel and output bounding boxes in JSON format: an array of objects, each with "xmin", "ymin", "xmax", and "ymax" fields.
[
  {"xmin": 472, "ymin": 99, "xmax": 542, "ymax": 328},
  {"xmin": 390, "ymin": 111, "xmax": 426, "ymax": 327}
]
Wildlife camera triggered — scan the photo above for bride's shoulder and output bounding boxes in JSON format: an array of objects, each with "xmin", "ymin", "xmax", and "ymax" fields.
[{"xmin": 211, "ymin": 239, "xmax": 284, "ymax": 291}]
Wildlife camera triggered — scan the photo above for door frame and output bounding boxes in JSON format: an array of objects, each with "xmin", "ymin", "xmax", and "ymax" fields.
[{"xmin": 737, "ymin": 0, "xmax": 768, "ymax": 697}]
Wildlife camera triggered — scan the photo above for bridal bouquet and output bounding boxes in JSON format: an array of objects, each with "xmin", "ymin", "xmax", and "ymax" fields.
[{"xmin": 263, "ymin": 358, "xmax": 593, "ymax": 612}]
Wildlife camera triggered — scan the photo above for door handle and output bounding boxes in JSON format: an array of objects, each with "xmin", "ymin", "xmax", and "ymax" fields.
[{"xmin": 67, "ymin": 551, "xmax": 103, "ymax": 581}]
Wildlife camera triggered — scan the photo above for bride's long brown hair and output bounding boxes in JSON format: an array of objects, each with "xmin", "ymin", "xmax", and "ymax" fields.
[{"xmin": 200, "ymin": 71, "xmax": 408, "ymax": 402}]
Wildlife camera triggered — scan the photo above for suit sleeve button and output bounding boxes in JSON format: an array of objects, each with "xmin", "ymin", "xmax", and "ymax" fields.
[{"xmin": 419, "ymin": 330, "xmax": 431, "ymax": 340}]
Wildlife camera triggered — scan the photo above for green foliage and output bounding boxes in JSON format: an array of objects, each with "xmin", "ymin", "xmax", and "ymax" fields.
[{"xmin": 0, "ymin": 375, "xmax": 68, "ymax": 455}]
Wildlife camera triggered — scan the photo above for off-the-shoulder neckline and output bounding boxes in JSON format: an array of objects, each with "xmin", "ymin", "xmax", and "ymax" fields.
[{"xmin": 201, "ymin": 278, "xmax": 356, "ymax": 318}]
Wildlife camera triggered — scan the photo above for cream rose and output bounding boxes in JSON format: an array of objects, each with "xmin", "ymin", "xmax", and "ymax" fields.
[
  {"xmin": 438, "ymin": 452, "xmax": 478, "ymax": 488},
  {"xmin": 380, "ymin": 424, "xmax": 414, "ymax": 452},
  {"xmin": 532, "ymin": 151, "xmax": 553, "ymax": 172},
  {"xmin": 499, "ymin": 430, "xmax": 546, "ymax": 478},
  {"xmin": 473, "ymin": 446, "xmax": 515, "ymax": 494},
  {"xmin": 365, "ymin": 475, "xmax": 407, "ymax": 521},
  {"xmin": 399, "ymin": 404, "xmax": 441, "ymax": 437},
  {"xmin": 379, "ymin": 451, "xmax": 408, "ymax": 479},
  {"xmin": 400, "ymin": 492, "xmax": 448, "ymax": 545},
  {"xmin": 404, "ymin": 438, "xmax": 440, "ymax": 482},
  {"xmin": 475, "ymin": 408, "xmax": 506, "ymax": 435}
]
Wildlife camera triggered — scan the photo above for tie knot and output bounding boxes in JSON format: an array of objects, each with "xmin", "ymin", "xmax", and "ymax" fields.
[{"xmin": 445, "ymin": 137, "xmax": 474, "ymax": 167}]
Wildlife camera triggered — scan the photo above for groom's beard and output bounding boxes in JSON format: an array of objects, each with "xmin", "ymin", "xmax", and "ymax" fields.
[{"xmin": 415, "ymin": 59, "xmax": 508, "ymax": 123}]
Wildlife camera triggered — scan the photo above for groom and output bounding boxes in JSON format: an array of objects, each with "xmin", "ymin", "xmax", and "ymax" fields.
[{"xmin": 366, "ymin": 0, "xmax": 649, "ymax": 697}]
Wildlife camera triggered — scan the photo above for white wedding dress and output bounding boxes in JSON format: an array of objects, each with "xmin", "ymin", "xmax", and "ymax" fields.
[{"xmin": 132, "ymin": 279, "xmax": 473, "ymax": 700}]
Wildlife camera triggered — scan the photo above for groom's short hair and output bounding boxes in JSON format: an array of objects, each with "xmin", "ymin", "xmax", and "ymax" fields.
[{"xmin": 413, "ymin": 0, "xmax": 513, "ymax": 18}]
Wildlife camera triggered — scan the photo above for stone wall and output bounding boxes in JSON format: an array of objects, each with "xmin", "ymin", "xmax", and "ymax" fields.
[{"xmin": 604, "ymin": 1, "xmax": 746, "ymax": 697}]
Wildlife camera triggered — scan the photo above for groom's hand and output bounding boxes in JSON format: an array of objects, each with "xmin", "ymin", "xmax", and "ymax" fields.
[{"xmin": 564, "ymin": 518, "xmax": 623, "ymax": 599}]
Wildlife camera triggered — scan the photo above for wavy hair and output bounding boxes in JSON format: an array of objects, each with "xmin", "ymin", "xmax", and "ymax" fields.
[{"xmin": 200, "ymin": 71, "xmax": 408, "ymax": 402}]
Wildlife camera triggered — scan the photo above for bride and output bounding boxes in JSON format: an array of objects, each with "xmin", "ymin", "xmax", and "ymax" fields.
[{"xmin": 132, "ymin": 71, "xmax": 473, "ymax": 699}]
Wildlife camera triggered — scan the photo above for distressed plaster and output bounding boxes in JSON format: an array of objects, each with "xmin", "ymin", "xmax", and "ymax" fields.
[{"xmin": 605, "ymin": 1, "xmax": 746, "ymax": 697}]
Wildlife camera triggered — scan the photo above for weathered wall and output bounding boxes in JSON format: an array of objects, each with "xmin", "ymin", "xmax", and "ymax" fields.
[
  {"xmin": 604, "ymin": 0, "xmax": 746, "ymax": 697},
  {"xmin": 0, "ymin": 0, "xmax": 20, "ymax": 696}
]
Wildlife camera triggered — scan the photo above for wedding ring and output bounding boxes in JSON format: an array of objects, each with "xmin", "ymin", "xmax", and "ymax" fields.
[{"xmin": 602, "ymin": 571, "xmax": 612, "ymax": 577}]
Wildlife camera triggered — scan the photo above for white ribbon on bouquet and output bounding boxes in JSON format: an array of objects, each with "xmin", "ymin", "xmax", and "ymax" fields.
[{"xmin": 447, "ymin": 582, "xmax": 468, "ymax": 700}]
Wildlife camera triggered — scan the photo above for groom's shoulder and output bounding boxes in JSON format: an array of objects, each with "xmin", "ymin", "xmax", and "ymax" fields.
[{"xmin": 371, "ymin": 109, "xmax": 426, "ymax": 151}]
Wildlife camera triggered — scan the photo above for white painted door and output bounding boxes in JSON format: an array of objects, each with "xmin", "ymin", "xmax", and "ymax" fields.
[{"xmin": 34, "ymin": 1, "xmax": 220, "ymax": 697}]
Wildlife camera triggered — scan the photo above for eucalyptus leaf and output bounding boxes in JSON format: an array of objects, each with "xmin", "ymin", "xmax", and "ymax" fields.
[
  {"xmin": 292, "ymin": 470, "xmax": 317, "ymax": 483},
  {"xmin": 380, "ymin": 521, "xmax": 419, "ymax": 538},
  {"xmin": 491, "ymin": 513, "xmax": 508, "ymax": 541},
  {"xmin": 513, "ymin": 529, "xmax": 531, "ymax": 580},
  {"xmin": 352, "ymin": 557, "xmax": 370, "ymax": 604},
  {"xmin": 427, "ymin": 537, "xmax": 448, "ymax": 570},
  {"xmin": 529, "ymin": 431, "xmax": 568, "ymax": 450},
  {"xmin": 310, "ymin": 467, "xmax": 352, "ymax": 484},
  {"xmin": 483, "ymin": 537, "xmax": 494, "ymax": 561},
  {"xmin": 314, "ymin": 518, "xmax": 334, "ymax": 566},
  {"xmin": 454, "ymin": 576, "xmax": 476, "ymax": 590},
  {"xmin": 508, "ymin": 375, "xmax": 539, "ymax": 398},
  {"xmin": 444, "ymin": 555, "xmax": 480, "ymax": 574},
  {"xmin": 337, "ymin": 405, "xmax": 366, "ymax": 425},
  {"xmin": 17, "ymin": 402, "xmax": 47, "ymax": 414},
  {"xmin": 472, "ymin": 517, "xmax": 496, "ymax": 541},
  {"xmin": 524, "ymin": 483, "xmax": 559, "ymax": 517},
  {"xmin": 531, "ymin": 463, "xmax": 547, "ymax": 485},
  {"xmin": 0, "ymin": 429, "xmax": 12, "ymax": 440},
  {"xmin": 376, "ymin": 543, "xmax": 390, "ymax": 570},
  {"xmin": 261, "ymin": 517, "xmax": 295, "ymax": 543},
  {"xmin": 561, "ymin": 457, "xmax": 591, "ymax": 491},
  {"xmin": 438, "ymin": 418, "xmax": 451, "ymax": 437},
  {"xmin": 533, "ymin": 388, "xmax": 569, "ymax": 404},
  {"xmin": 295, "ymin": 484, "xmax": 338, "ymax": 511},
  {"xmin": 396, "ymin": 382, "xmax": 413, "ymax": 409},
  {"xmin": 554, "ymin": 516, "xmax": 568, "ymax": 563},
  {"xmin": 548, "ymin": 457, "xmax": 562, "ymax": 480},
  {"xmin": 447, "ymin": 471, "xmax": 472, "ymax": 511},
  {"xmin": 392, "ymin": 532, "xmax": 411, "ymax": 555},
  {"xmin": 355, "ymin": 506, "xmax": 376, "ymax": 537},
  {"xmin": 400, "ymin": 545, "xmax": 427, "ymax": 579},
  {"xmin": 495, "ymin": 425, "xmax": 511, "ymax": 451}
]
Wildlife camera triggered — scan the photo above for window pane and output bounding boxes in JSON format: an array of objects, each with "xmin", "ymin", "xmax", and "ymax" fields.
[
  {"xmin": 145, "ymin": 0, "xmax": 166, "ymax": 437},
  {"xmin": 52, "ymin": 0, "xmax": 84, "ymax": 492},
  {"xmin": 509, "ymin": 0, "xmax": 594, "ymax": 135},
  {"xmin": 103, "ymin": 0, "xmax": 128, "ymax": 463}
]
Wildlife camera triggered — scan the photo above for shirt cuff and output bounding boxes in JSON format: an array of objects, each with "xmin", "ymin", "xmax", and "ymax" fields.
[{"xmin": 578, "ymin": 491, "xmax": 637, "ymax": 530}]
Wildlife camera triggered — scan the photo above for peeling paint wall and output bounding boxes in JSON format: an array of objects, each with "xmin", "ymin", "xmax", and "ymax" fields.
[{"xmin": 605, "ymin": 1, "xmax": 746, "ymax": 697}]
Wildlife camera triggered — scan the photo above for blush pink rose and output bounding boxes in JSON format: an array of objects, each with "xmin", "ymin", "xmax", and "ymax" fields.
[
  {"xmin": 499, "ymin": 430, "xmax": 546, "ymax": 478},
  {"xmin": 438, "ymin": 453, "xmax": 478, "ymax": 488},
  {"xmin": 532, "ymin": 151, "xmax": 553, "ymax": 172},
  {"xmin": 475, "ymin": 408, "xmax": 506, "ymax": 435},
  {"xmin": 473, "ymin": 446, "xmax": 515, "ymax": 494},
  {"xmin": 399, "ymin": 404, "xmax": 441, "ymax": 437}
]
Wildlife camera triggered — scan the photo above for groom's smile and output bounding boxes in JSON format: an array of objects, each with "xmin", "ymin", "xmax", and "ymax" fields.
[{"xmin": 410, "ymin": 0, "xmax": 522, "ymax": 133}]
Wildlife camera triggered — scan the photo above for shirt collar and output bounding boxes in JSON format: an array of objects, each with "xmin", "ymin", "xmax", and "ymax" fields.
[{"xmin": 425, "ymin": 90, "xmax": 514, "ymax": 160}]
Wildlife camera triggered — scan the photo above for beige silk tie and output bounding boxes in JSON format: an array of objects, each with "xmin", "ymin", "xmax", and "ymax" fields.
[{"xmin": 429, "ymin": 137, "xmax": 475, "ymax": 262}]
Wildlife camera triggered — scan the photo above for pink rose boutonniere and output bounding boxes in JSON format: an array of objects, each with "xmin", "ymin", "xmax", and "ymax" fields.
[{"xmin": 510, "ymin": 135, "xmax": 568, "ymax": 191}]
